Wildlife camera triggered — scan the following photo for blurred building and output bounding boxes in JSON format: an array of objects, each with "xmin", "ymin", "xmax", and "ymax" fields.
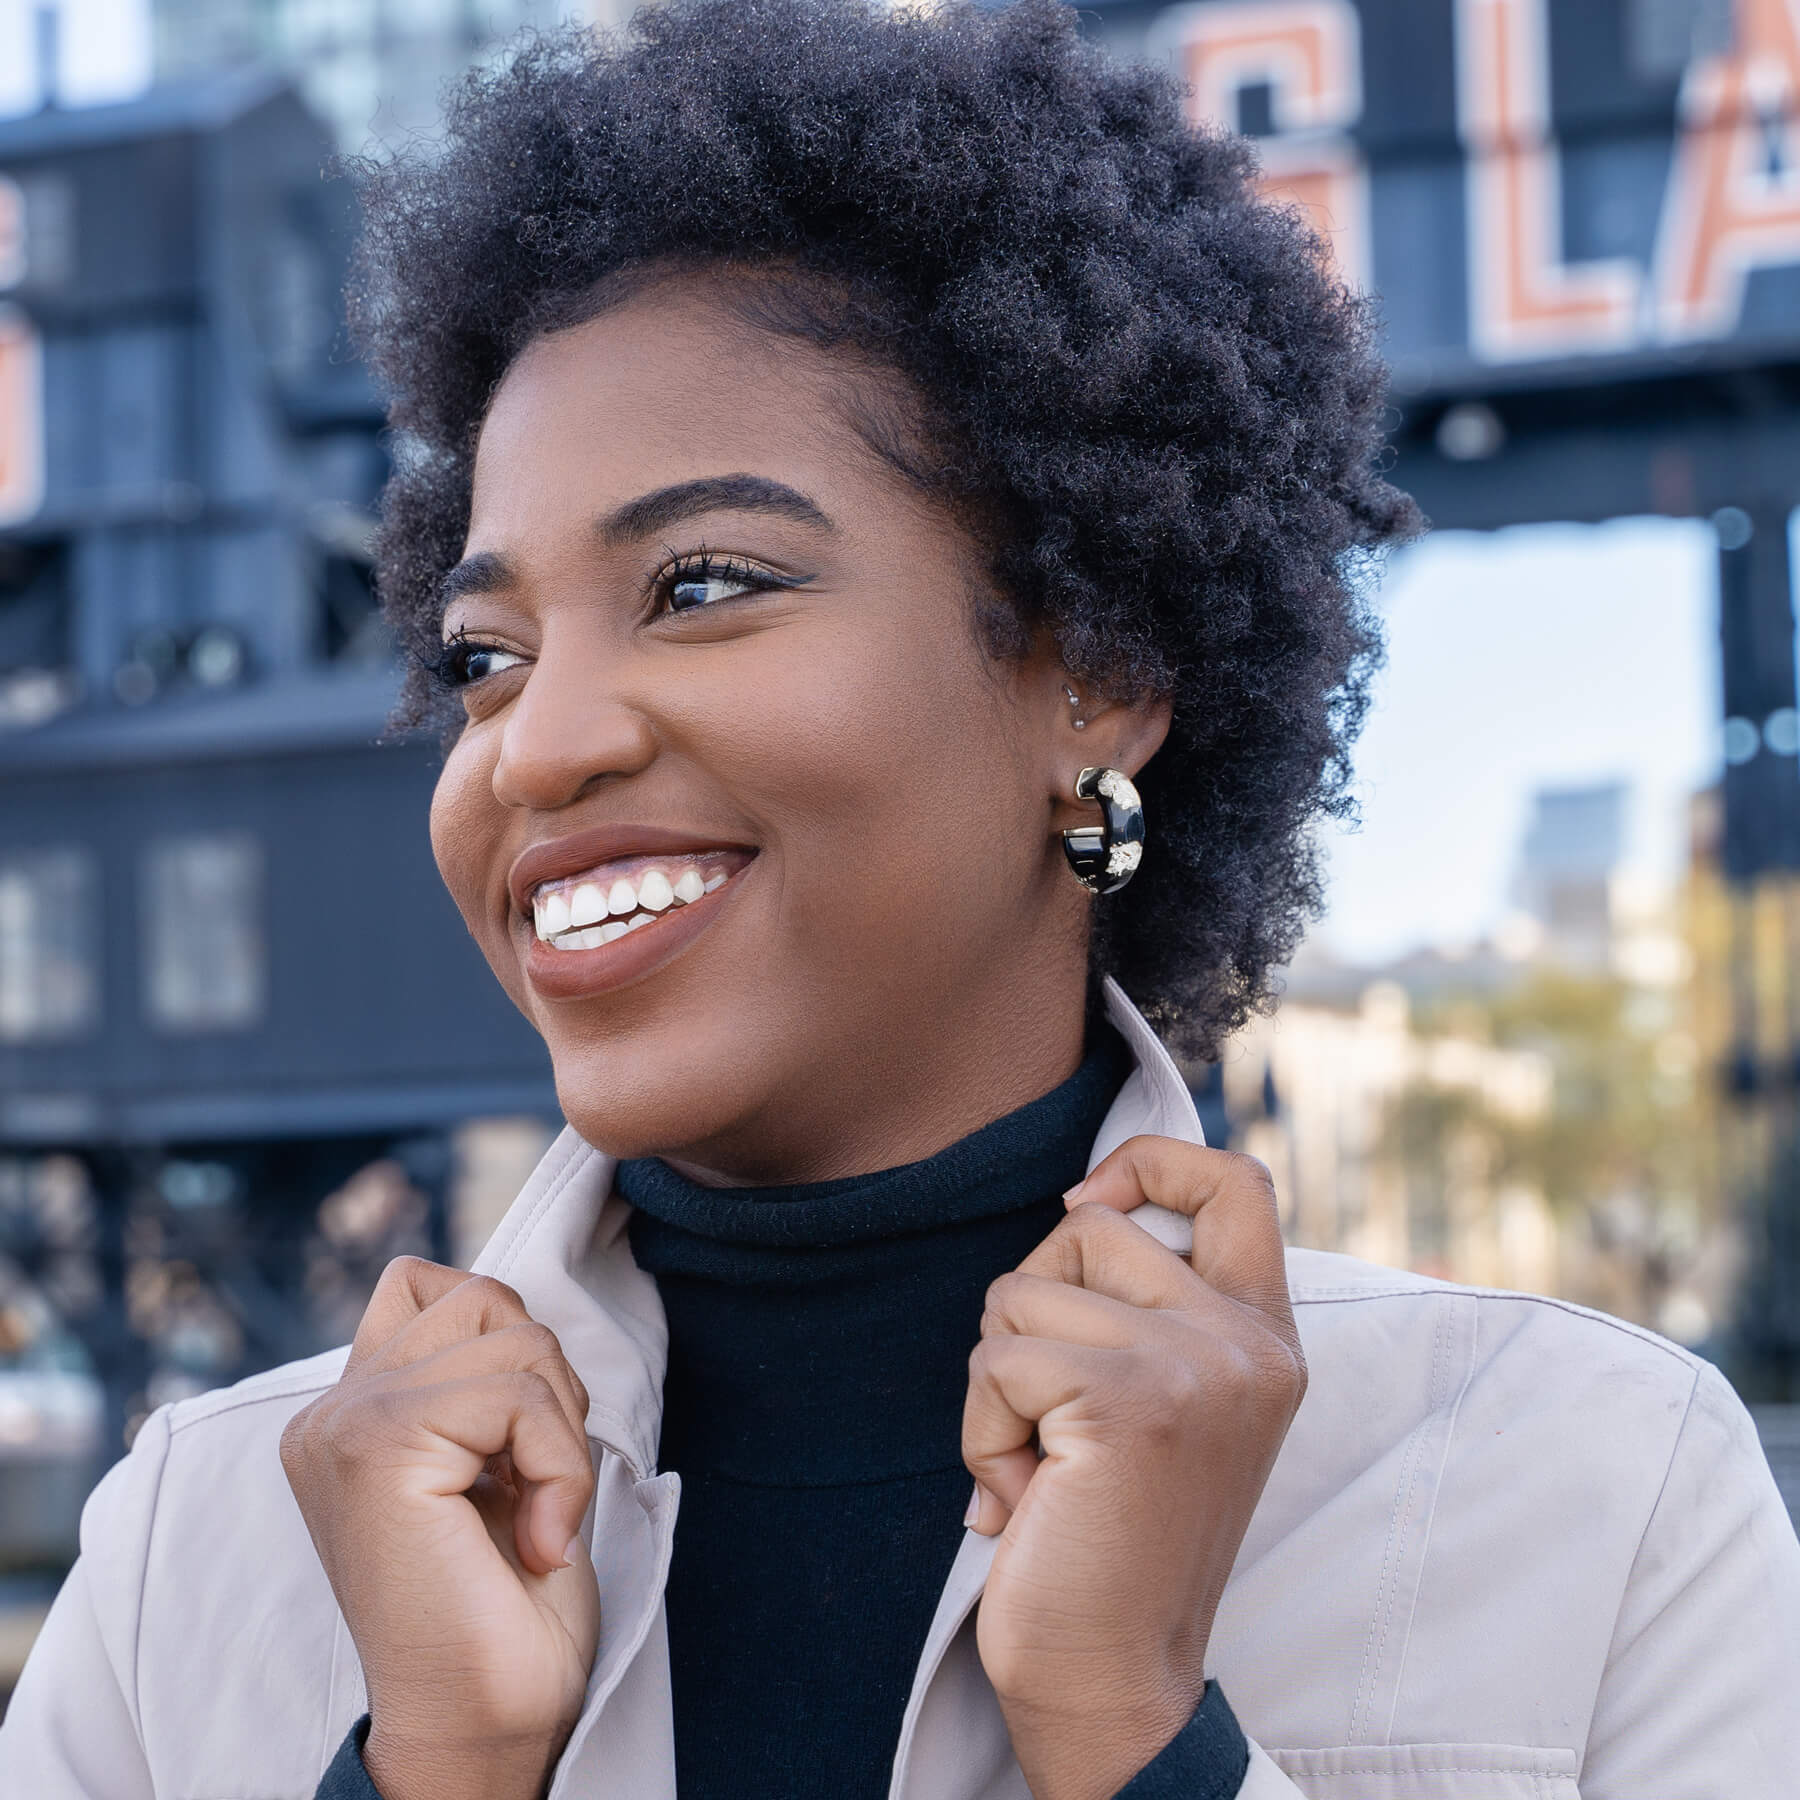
[
  {"xmin": 153, "ymin": 0, "xmax": 625, "ymax": 151},
  {"xmin": 1221, "ymin": 979, "xmax": 1562, "ymax": 1293},
  {"xmin": 0, "ymin": 73, "xmax": 557, "ymax": 1566},
  {"xmin": 1513, "ymin": 782, "xmax": 1627, "ymax": 970},
  {"xmin": 1204, "ymin": 774, "xmax": 1725, "ymax": 1334}
]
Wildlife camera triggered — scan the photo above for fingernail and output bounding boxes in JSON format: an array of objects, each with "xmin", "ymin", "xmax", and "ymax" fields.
[
  {"xmin": 963, "ymin": 1484, "xmax": 981, "ymax": 1529},
  {"xmin": 1062, "ymin": 1178, "xmax": 1088, "ymax": 1205},
  {"xmin": 562, "ymin": 1536, "xmax": 584, "ymax": 1569}
]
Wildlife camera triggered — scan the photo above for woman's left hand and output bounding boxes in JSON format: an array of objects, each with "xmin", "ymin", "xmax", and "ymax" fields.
[{"xmin": 964, "ymin": 1136, "xmax": 1305, "ymax": 1800}]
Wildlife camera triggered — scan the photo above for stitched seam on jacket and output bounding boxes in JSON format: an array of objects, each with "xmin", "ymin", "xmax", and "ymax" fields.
[
  {"xmin": 1349, "ymin": 1294, "xmax": 1449, "ymax": 1743},
  {"xmin": 1382, "ymin": 1293, "xmax": 1480, "ymax": 1745},
  {"xmin": 167, "ymin": 1374, "xmax": 341, "ymax": 1435},
  {"xmin": 128, "ymin": 1406, "xmax": 174, "ymax": 1741},
  {"xmin": 1271, "ymin": 1748, "xmax": 1579, "ymax": 1776},
  {"xmin": 1575, "ymin": 1357, "xmax": 1704, "ymax": 1786},
  {"xmin": 1290, "ymin": 1287, "xmax": 1699, "ymax": 1369},
  {"xmin": 492, "ymin": 1138, "xmax": 595, "ymax": 1286}
]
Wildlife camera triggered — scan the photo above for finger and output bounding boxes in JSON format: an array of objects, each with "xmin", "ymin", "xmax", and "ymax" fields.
[
  {"xmin": 1015, "ymin": 1201, "xmax": 1204, "ymax": 1312},
  {"xmin": 352, "ymin": 1269, "xmax": 591, "ymax": 1421},
  {"xmin": 981, "ymin": 1269, "xmax": 1168, "ymax": 1350},
  {"xmin": 404, "ymin": 1371, "xmax": 596, "ymax": 1575},
  {"xmin": 1066, "ymin": 1137, "xmax": 1293, "ymax": 1325},
  {"xmin": 347, "ymin": 1257, "xmax": 483, "ymax": 1369},
  {"xmin": 363, "ymin": 1322, "xmax": 591, "ymax": 1443},
  {"xmin": 962, "ymin": 1335, "xmax": 1115, "ymax": 1530}
]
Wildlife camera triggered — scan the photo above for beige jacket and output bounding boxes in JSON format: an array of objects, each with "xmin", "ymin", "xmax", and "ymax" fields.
[{"xmin": 4, "ymin": 982, "xmax": 1798, "ymax": 1800}]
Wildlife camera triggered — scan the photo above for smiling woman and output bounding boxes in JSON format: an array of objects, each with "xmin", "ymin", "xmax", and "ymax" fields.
[{"xmin": 2, "ymin": 3, "xmax": 1796, "ymax": 1800}]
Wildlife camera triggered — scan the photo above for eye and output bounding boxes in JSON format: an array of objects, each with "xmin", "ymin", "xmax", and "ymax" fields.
[
  {"xmin": 436, "ymin": 636, "xmax": 527, "ymax": 688},
  {"xmin": 655, "ymin": 550, "xmax": 801, "ymax": 615}
]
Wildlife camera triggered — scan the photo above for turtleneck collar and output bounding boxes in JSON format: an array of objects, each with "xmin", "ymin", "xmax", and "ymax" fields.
[{"xmin": 618, "ymin": 1031, "xmax": 1131, "ymax": 1484}]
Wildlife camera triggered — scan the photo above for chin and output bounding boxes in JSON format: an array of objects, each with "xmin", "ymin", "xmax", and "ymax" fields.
[{"xmin": 546, "ymin": 1037, "xmax": 759, "ymax": 1168}]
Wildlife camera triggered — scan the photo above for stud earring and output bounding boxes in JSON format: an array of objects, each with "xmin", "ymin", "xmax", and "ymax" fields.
[
  {"xmin": 1061, "ymin": 766, "xmax": 1146, "ymax": 894},
  {"xmin": 1063, "ymin": 684, "xmax": 1087, "ymax": 730}
]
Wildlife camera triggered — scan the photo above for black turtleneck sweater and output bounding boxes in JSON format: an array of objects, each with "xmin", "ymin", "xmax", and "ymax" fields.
[{"xmin": 316, "ymin": 1035, "xmax": 1248, "ymax": 1800}]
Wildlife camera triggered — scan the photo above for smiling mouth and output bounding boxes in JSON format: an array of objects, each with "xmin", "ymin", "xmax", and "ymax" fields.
[{"xmin": 528, "ymin": 850, "xmax": 749, "ymax": 951}]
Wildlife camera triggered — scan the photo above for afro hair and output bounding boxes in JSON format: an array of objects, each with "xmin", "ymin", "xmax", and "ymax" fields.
[{"xmin": 350, "ymin": 0, "xmax": 1418, "ymax": 1060}]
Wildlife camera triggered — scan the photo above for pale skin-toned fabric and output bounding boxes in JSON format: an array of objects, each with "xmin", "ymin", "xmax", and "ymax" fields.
[{"xmin": 3, "ymin": 982, "xmax": 1797, "ymax": 1800}]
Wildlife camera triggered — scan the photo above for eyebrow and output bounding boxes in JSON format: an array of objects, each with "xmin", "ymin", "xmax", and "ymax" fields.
[
  {"xmin": 597, "ymin": 474, "xmax": 835, "ymax": 546},
  {"xmin": 438, "ymin": 474, "xmax": 834, "ymax": 612},
  {"xmin": 439, "ymin": 550, "xmax": 515, "ymax": 609}
]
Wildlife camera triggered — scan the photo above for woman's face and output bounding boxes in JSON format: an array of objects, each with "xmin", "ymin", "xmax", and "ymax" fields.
[{"xmin": 430, "ymin": 279, "xmax": 1163, "ymax": 1183}]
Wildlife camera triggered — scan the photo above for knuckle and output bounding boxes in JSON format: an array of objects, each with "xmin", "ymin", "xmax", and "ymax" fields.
[
  {"xmin": 512, "ymin": 1320, "xmax": 561, "ymax": 1362},
  {"xmin": 278, "ymin": 1401, "xmax": 317, "ymax": 1476},
  {"xmin": 1223, "ymin": 1151, "xmax": 1278, "ymax": 1202},
  {"xmin": 461, "ymin": 1273, "xmax": 527, "ymax": 1318},
  {"xmin": 1132, "ymin": 1351, "xmax": 1203, "ymax": 1442},
  {"xmin": 983, "ymin": 1270, "xmax": 1028, "ymax": 1317},
  {"xmin": 375, "ymin": 1254, "xmax": 432, "ymax": 1297}
]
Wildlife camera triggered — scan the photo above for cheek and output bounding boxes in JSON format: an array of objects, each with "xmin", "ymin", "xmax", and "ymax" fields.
[
  {"xmin": 428, "ymin": 728, "xmax": 502, "ymax": 931},
  {"xmin": 724, "ymin": 614, "xmax": 1039, "ymax": 940}
]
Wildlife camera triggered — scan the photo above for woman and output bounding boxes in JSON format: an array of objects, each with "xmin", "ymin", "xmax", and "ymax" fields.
[{"xmin": 4, "ymin": 2, "xmax": 1796, "ymax": 1797}]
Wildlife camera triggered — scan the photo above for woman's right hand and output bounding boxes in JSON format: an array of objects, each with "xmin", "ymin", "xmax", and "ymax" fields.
[{"xmin": 281, "ymin": 1257, "xmax": 601, "ymax": 1800}]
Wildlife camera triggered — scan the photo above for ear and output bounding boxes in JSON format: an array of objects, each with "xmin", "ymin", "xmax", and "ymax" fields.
[{"xmin": 1044, "ymin": 668, "xmax": 1172, "ymax": 823}]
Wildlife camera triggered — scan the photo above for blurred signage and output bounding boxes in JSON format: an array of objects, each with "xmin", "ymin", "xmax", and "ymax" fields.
[
  {"xmin": 1153, "ymin": 2, "xmax": 1371, "ymax": 287},
  {"xmin": 1159, "ymin": 0, "xmax": 1800, "ymax": 375},
  {"xmin": 0, "ymin": 304, "xmax": 44, "ymax": 527}
]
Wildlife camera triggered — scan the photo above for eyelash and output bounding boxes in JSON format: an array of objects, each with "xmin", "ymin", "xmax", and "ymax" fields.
[{"xmin": 429, "ymin": 548, "xmax": 804, "ymax": 690}]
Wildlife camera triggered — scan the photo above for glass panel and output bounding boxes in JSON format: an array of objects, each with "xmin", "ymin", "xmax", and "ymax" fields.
[
  {"xmin": 0, "ymin": 848, "xmax": 99, "ymax": 1042},
  {"xmin": 142, "ymin": 835, "xmax": 265, "ymax": 1033}
]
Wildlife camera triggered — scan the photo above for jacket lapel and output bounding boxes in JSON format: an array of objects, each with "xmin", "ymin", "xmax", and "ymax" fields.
[{"xmin": 431, "ymin": 980, "xmax": 1206, "ymax": 1800}]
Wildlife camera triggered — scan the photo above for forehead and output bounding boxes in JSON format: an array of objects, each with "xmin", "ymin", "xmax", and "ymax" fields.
[{"xmin": 470, "ymin": 285, "xmax": 911, "ymax": 527}]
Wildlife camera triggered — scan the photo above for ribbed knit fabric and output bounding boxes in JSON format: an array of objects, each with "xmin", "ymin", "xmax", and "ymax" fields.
[
  {"xmin": 313, "ymin": 1027, "xmax": 1249, "ymax": 1800},
  {"xmin": 617, "ymin": 1033, "xmax": 1132, "ymax": 1800}
]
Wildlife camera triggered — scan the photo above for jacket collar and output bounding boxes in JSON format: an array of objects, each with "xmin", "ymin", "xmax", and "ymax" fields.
[{"xmin": 469, "ymin": 977, "xmax": 1205, "ymax": 1481}]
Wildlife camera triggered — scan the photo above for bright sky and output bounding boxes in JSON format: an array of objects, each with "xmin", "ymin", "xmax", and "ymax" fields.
[
  {"xmin": 1319, "ymin": 517, "xmax": 1721, "ymax": 965},
  {"xmin": 0, "ymin": 0, "xmax": 1740, "ymax": 972}
]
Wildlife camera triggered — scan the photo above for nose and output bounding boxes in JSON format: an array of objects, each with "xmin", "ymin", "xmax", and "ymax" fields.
[{"xmin": 490, "ymin": 640, "xmax": 658, "ymax": 811}]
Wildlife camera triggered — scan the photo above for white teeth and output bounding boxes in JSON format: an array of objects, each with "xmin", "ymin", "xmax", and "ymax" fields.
[
  {"xmin": 538, "ymin": 859, "xmax": 737, "ymax": 943},
  {"xmin": 537, "ymin": 890, "xmax": 572, "ymax": 939},
  {"xmin": 569, "ymin": 883, "xmax": 607, "ymax": 929}
]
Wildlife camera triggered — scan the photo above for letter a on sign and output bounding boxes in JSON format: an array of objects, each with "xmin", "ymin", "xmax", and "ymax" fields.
[
  {"xmin": 1154, "ymin": 0, "xmax": 1370, "ymax": 290},
  {"xmin": 0, "ymin": 307, "xmax": 45, "ymax": 528},
  {"xmin": 1656, "ymin": 0, "xmax": 1800, "ymax": 339}
]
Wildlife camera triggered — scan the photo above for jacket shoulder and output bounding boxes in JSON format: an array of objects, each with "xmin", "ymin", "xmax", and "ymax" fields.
[
  {"xmin": 1284, "ymin": 1243, "xmax": 1705, "ymax": 1395},
  {"xmin": 163, "ymin": 1342, "xmax": 350, "ymax": 1436}
]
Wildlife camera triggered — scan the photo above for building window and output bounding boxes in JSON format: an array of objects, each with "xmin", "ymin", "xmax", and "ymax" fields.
[
  {"xmin": 142, "ymin": 835, "xmax": 266, "ymax": 1033},
  {"xmin": 0, "ymin": 848, "xmax": 99, "ymax": 1043}
]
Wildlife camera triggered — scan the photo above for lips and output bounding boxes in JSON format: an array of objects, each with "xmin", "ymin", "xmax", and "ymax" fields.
[
  {"xmin": 508, "ymin": 824, "xmax": 756, "ymax": 919},
  {"xmin": 508, "ymin": 826, "xmax": 756, "ymax": 1001}
]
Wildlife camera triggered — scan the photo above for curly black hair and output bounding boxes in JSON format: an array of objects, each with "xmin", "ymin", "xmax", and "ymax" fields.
[{"xmin": 350, "ymin": 0, "xmax": 1417, "ymax": 1060}]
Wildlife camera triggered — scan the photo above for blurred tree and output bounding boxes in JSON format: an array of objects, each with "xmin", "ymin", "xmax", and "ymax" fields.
[{"xmin": 1378, "ymin": 970, "xmax": 1708, "ymax": 1329}]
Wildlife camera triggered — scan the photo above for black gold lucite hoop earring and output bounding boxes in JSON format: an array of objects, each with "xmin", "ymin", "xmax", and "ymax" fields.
[{"xmin": 1061, "ymin": 766, "xmax": 1146, "ymax": 895}]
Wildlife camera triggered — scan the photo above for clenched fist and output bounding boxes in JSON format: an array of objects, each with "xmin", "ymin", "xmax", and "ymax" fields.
[
  {"xmin": 964, "ymin": 1139, "xmax": 1305, "ymax": 1800},
  {"xmin": 281, "ymin": 1259, "xmax": 601, "ymax": 1800}
]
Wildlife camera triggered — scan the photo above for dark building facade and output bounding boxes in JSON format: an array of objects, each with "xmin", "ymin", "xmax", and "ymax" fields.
[{"xmin": 0, "ymin": 73, "xmax": 553, "ymax": 1490}]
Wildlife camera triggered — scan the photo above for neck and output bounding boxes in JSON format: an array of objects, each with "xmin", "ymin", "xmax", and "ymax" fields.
[{"xmin": 657, "ymin": 955, "xmax": 1092, "ymax": 1187}]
